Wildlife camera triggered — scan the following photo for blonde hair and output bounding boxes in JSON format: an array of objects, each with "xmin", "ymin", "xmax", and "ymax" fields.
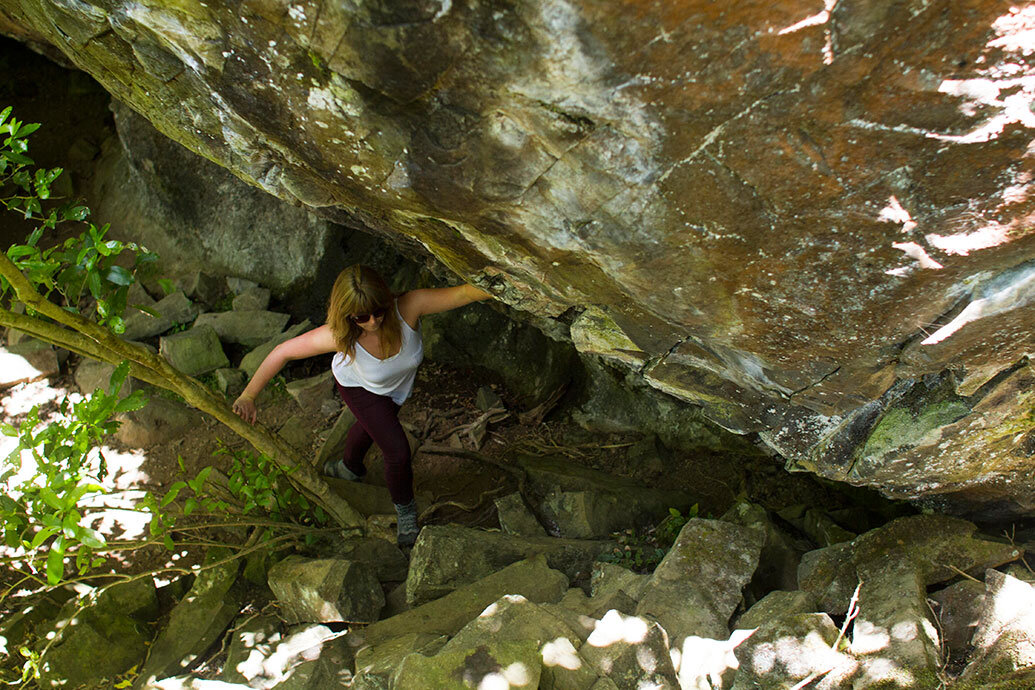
[{"xmin": 327, "ymin": 265, "xmax": 401, "ymax": 360}]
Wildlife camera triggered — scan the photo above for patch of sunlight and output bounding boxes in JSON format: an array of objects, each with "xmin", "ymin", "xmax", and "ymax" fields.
[
  {"xmin": 851, "ymin": 620, "xmax": 891, "ymax": 655},
  {"xmin": 234, "ymin": 624, "xmax": 340, "ymax": 687},
  {"xmin": 988, "ymin": 573, "xmax": 1035, "ymax": 633},
  {"xmin": 541, "ymin": 637, "xmax": 582, "ymax": 670},
  {"xmin": 477, "ymin": 662, "xmax": 532, "ymax": 689},
  {"xmin": 587, "ymin": 610, "xmax": 649, "ymax": 647},
  {"xmin": 151, "ymin": 677, "xmax": 252, "ymax": 689},
  {"xmin": 676, "ymin": 630, "xmax": 753, "ymax": 688},
  {"xmin": 777, "ymin": 0, "xmax": 836, "ymax": 35},
  {"xmin": 922, "ymin": 265, "xmax": 1035, "ymax": 344},
  {"xmin": 858, "ymin": 657, "xmax": 915, "ymax": 687},
  {"xmin": 1, "ymin": 378, "xmax": 69, "ymax": 416},
  {"xmin": 989, "ymin": 5, "xmax": 1035, "ymax": 55},
  {"xmin": 890, "ymin": 242, "xmax": 943, "ymax": 270},
  {"xmin": 925, "ymin": 223, "xmax": 1010, "ymax": 256},
  {"xmin": 0, "ymin": 349, "xmax": 47, "ymax": 386},
  {"xmin": 878, "ymin": 196, "xmax": 918, "ymax": 233}
]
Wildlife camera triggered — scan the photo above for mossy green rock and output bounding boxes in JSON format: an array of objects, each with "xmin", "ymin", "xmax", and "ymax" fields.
[
  {"xmin": 394, "ymin": 640, "xmax": 542, "ymax": 690},
  {"xmin": 159, "ymin": 323, "xmax": 230, "ymax": 376}
]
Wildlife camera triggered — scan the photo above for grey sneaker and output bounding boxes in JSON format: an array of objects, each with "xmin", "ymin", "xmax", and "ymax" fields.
[
  {"xmin": 323, "ymin": 458, "xmax": 362, "ymax": 481},
  {"xmin": 395, "ymin": 500, "xmax": 419, "ymax": 548}
]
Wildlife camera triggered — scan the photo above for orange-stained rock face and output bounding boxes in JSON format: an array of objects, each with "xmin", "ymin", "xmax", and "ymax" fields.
[{"xmin": 1, "ymin": 0, "xmax": 1033, "ymax": 515}]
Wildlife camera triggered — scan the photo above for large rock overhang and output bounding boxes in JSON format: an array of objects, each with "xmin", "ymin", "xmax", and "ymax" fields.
[{"xmin": 1, "ymin": 0, "xmax": 1032, "ymax": 516}]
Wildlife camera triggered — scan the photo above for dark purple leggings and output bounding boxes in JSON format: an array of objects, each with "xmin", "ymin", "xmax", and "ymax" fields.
[{"xmin": 335, "ymin": 383, "xmax": 413, "ymax": 505}]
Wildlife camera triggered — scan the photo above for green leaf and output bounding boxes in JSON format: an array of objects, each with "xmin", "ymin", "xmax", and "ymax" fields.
[
  {"xmin": 156, "ymin": 278, "xmax": 175, "ymax": 295},
  {"xmin": 6, "ymin": 245, "xmax": 36, "ymax": 259},
  {"xmin": 113, "ymin": 391, "xmax": 148, "ymax": 414},
  {"xmin": 16, "ymin": 122, "xmax": 40, "ymax": 137},
  {"xmin": 79, "ymin": 528, "xmax": 105, "ymax": 549},
  {"xmin": 161, "ymin": 482, "xmax": 186, "ymax": 507},
  {"xmin": 0, "ymin": 106, "xmax": 11, "ymax": 128},
  {"xmin": 105, "ymin": 266, "xmax": 133, "ymax": 286},
  {"xmin": 28, "ymin": 526, "xmax": 58, "ymax": 550},
  {"xmin": 163, "ymin": 534, "xmax": 174, "ymax": 550},
  {"xmin": 184, "ymin": 497, "xmax": 197, "ymax": 515},
  {"xmin": 38, "ymin": 487, "xmax": 62, "ymax": 511},
  {"xmin": 108, "ymin": 361, "xmax": 130, "ymax": 395},
  {"xmin": 46, "ymin": 546, "xmax": 64, "ymax": 585},
  {"xmin": 87, "ymin": 270, "xmax": 103, "ymax": 299},
  {"xmin": 1, "ymin": 150, "xmax": 32, "ymax": 165}
]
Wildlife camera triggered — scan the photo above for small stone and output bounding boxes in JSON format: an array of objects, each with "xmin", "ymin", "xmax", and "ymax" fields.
[
  {"xmin": 232, "ymin": 286, "xmax": 271, "ymax": 311},
  {"xmin": 278, "ymin": 414, "xmax": 311, "ymax": 450},
  {"xmin": 735, "ymin": 590, "xmax": 818, "ymax": 631},
  {"xmin": 116, "ymin": 395, "xmax": 201, "ymax": 447},
  {"xmin": 475, "ymin": 385, "xmax": 503, "ymax": 411},
  {"xmin": 211, "ymin": 367, "xmax": 247, "ymax": 398},
  {"xmin": 159, "ymin": 324, "xmax": 230, "ymax": 376},
  {"xmin": 930, "ymin": 579, "xmax": 985, "ymax": 656},
  {"xmin": 177, "ymin": 270, "xmax": 226, "ymax": 307}
]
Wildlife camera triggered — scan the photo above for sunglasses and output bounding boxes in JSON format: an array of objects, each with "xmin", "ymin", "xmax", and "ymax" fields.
[{"xmin": 349, "ymin": 307, "xmax": 387, "ymax": 323}]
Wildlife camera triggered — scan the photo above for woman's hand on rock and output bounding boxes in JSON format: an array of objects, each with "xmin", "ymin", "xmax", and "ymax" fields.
[{"xmin": 232, "ymin": 395, "xmax": 257, "ymax": 424}]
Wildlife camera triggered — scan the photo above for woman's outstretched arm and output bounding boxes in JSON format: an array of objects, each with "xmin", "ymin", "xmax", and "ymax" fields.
[
  {"xmin": 398, "ymin": 284, "xmax": 492, "ymax": 325},
  {"xmin": 232, "ymin": 324, "xmax": 338, "ymax": 423}
]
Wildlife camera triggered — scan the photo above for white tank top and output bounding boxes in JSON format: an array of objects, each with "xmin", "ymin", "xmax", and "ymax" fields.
[{"xmin": 330, "ymin": 301, "xmax": 424, "ymax": 405}]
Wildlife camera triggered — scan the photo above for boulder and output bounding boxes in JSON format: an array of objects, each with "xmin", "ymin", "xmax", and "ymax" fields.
[
  {"xmin": 958, "ymin": 570, "xmax": 1035, "ymax": 688},
  {"xmin": 285, "ymin": 370, "xmax": 336, "ymax": 415},
  {"xmin": 222, "ymin": 614, "xmax": 281, "ymax": 684},
  {"xmin": 116, "ymin": 395, "xmax": 201, "ymax": 447},
  {"xmin": 232, "ymin": 286, "xmax": 271, "ymax": 311},
  {"xmin": 74, "ymin": 357, "xmax": 139, "ymax": 397},
  {"xmin": 731, "ymin": 613, "xmax": 849, "ymax": 690},
  {"xmin": 222, "ymin": 622, "xmax": 349, "ymax": 689},
  {"xmin": 676, "ymin": 631, "xmax": 754, "ymax": 690},
  {"xmin": 349, "ymin": 555, "xmax": 568, "ymax": 652},
  {"xmin": 194, "ymin": 310, "xmax": 291, "ymax": 349},
  {"xmin": 584, "ymin": 562, "xmax": 650, "ymax": 618},
  {"xmin": 393, "ymin": 640, "xmax": 543, "ymax": 690},
  {"xmin": 514, "ymin": 452, "xmax": 696, "ymax": 539},
  {"xmin": 330, "ymin": 537, "xmax": 409, "ymax": 584},
  {"xmin": 495, "ymin": 492, "xmax": 547, "ymax": 537},
  {"xmin": 136, "ymin": 547, "xmax": 241, "ymax": 685},
  {"xmin": 722, "ymin": 501, "xmax": 804, "ymax": 596},
  {"xmin": 266, "ymin": 556, "xmax": 384, "ymax": 624},
  {"xmin": 121, "ymin": 290, "xmax": 200, "ymax": 340},
  {"xmin": 636, "ymin": 518, "xmax": 765, "ymax": 643},
  {"xmin": 404, "ymin": 524, "xmax": 612, "ymax": 606},
  {"xmin": 278, "ymin": 414, "xmax": 312, "ymax": 450},
  {"xmin": 440, "ymin": 594, "xmax": 599, "ymax": 690},
  {"xmin": 930, "ymin": 579, "xmax": 986, "ymax": 657},
  {"xmin": 352, "ymin": 632, "xmax": 448, "ymax": 690},
  {"xmin": 240, "ymin": 320, "xmax": 312, "ymax": 377},
  {"xmin": 580, "ymin": 610, "xmax": 679, "ymax": 689},
  {"xmin": 798, "ymin": 515, "xmax": 1019, "ymax": 615},
  {"xmin": 734, "ymin": 590, "xmax": 818, "ymax": 631},
  {"xmin": 159, "ymin": 324, "xmax": 230, "ymax": 376}
]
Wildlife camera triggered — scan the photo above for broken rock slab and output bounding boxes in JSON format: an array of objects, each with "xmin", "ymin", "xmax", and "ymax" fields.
[
  {"xmin": 349, "ymin": 555, "xmax": 568, "ymax": 653},
  {"xmin": 734, "ymin": 590, "xmax": 818, "ymax": 631},
  {"xmin": 730, "ymin": 613, "xmax": 850, "ymax": 690},
  {"xmin": 352, "ymin": 632, "xmax": 448, "ymax": 690},
  {"xmin": 136, "ymin": 547, "xmax": 241, "ymax": 686},
  {"xmin": 722, "ymin": 501, "xmax": 804, "ymax": 596},
  {"xmin": 122, "ymin": 290, "xmax": 200, "ymax": 340},
  {"xmin": 404, "ymin": 524, "xmax": 612, "ymax": 607},
  {"xmin": 240, "ymin": 320, "xmax": 311, "ymax": 377},
  {"xmin": 267, "ymin": 556, "xmax": 384, "ymax": 624},
  {"xmin": 232, "ymin": 286, "xmax": 271, "ymax": 311},
  {"xmin": 930, "ymin": 579, "xmax": 986, "ymax": 657},
  {"xmin": 195, "ymin": 310, "xmax": 290, "ymax": 348},
  {"xmin": 286, "ymin": 370, "xmax": 336, "ymax": 415},
  {"xmin": 116, "ymin": 394, "xmax": 202, "ymax": 447},
  {"xmin": 798, "ymin": 515, "xmax": 1020, "ymax": 615},
  {"xmin": 159, "ymin": 323, "xmax": 230, "ymax": 376},
  {"xmin": 636, "ymin": 518, "xmax": 765, "ymax": 643},
  {"xmin": 515, "ymin": 452, "xmax": 695, "ymax": 539},
  {"xmin": 958, "ymin": 569, "xmax": 1035, "ymax": 688},
  {"xmin": 494, "ymin": 492, "xmax": 547, "ymax": 537},
  {"xmin": 581, "ymin": 610, "xmax": 679, "ymax": 689},
  {"xmin": 393, "ymin": 639, "xmax": 543, "ymax": 690},
  {"xmin": 440, "ymin": 594, "xmax": 600, "ymax": 690}
]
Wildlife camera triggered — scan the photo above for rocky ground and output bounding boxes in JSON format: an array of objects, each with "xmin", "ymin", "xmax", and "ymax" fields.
[{"xmin": 3, "ymin": 272, "xmax": 1035, "ymax": 689}]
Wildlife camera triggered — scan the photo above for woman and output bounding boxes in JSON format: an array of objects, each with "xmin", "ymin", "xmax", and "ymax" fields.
[{"xmin": 232, "ymin": 265, "xmax": 491, "ymax": 546}]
